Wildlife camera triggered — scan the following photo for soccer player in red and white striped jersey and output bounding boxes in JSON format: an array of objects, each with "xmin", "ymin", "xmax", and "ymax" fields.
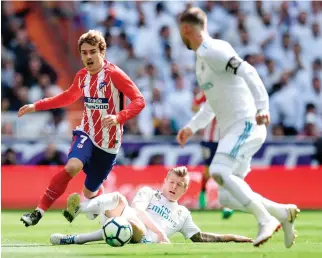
[{"xmin": 19, "ymin": 30, "xmax": 146, "ymax": 227}]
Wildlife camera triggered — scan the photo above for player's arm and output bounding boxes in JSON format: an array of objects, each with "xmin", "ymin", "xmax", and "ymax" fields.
[
  {"xmin": 204, "ymin": 42, "xmax": 270, "ymax": 125},
  {"xmin": 177, "ymin": 102, "xmax": 215, "ymax": 147},
  {"xmin": 110, "ymin": 67, "xmax": 146, "ymax": 125},
  {"xmin": 18, "ymin": 73, "xmax": 82, "ymax": 117},
  {"xmin": 186, "ymin": 101, "xmax": 215, "ymax": 133},
  {"xmin": 233, "ymin": 59, "xmax": 270, "ymax": 124},
  {"xmin": 190, "ymin": 232, "xmax": 253, "ymax": 243},
  {"xmin": 131, "ymin": 187, "xmax": 170, "ymax": 243},
  {"xmin": 179, "ymin": 212, "xmax": 252, "ymax": 243}
]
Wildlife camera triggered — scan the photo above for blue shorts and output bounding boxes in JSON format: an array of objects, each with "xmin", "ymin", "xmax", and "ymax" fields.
[
  {"xmin": 68, "ymin": 130, "xmax": 116, "ymax": 192},
  {"xmin": 200, "ymin": 141, "xmax": 219, "ymax": 166}
]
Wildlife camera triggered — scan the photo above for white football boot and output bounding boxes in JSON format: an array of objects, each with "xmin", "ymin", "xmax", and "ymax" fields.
[
  {"xmin": 281, "ymin": 204, "xmax": 300, "ymax": 248},
  {"xmin": 50, "ymin": 234, "xmax": 76, "ymax": 245},
  {"xmin": 253, "ymin": 216, "xmax": 281, "ymax": 247}
]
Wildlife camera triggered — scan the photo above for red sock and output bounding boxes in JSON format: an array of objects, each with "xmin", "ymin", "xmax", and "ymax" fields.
[
  {"xmin": 38, "ymin": 169, "xmax": 73, "ymax": 211},
  {"xmin": 201, "ymin": 174, "xmax": 208, "ymax": 192},
  {"xmin": 90, "ymin": 185, "xmax": 104, "ymax": 199}
]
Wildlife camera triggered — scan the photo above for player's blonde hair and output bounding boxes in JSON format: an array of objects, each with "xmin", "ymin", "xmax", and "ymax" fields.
[
  {"xmin": 78, "ymin": 30, "xmax": 106, "ymax": 53},
  {"xmin": 168, "ymin": 166, "xmax": 190, "ymax": 188},
  {"xmin": 179, "ymin": 7, "xmax": 207, "ymax": 28}
]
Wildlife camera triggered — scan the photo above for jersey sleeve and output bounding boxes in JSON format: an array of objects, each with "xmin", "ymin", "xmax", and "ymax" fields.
[
  {"xmin": 179, "ymin": 211, "xmax": 201, "ymax": 239},
  {"xmin": 203, "ymin": 41, "xmax": 242, "ymax": 73},
  {"xmin": 34, "ymin": 72, "xmax": 83, "ymax": 111},
  {"xmin": 111, "ymin": 67, "xmax": 146, "ymax": 124},
  {"xmin": 204, "ymin": 41, "xmax": 269, "ymax": 110},
  {"xmin": 131, "ymin": 186, "xmax": 154, "ymax": 210},
  {"xmin": 186, "ymin": 101, "xmax": 215, "ymax": 133}
]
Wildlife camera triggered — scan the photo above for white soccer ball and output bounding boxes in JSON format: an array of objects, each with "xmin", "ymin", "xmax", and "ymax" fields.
[{"xmin": 102, "ymin": 217, "xmax": 133, "ymax": 247}]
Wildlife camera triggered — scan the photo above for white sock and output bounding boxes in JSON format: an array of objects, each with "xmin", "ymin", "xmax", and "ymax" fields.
[
  {"xmin": 218, "ymin": 187, "xmax": 287, "ymax": 222},
  {"xmin": 254, "ymin": 193, "xmax": 288, "ymax": 222},
  {"xmin": 36, "ymin": 207, "xmax": 45, "ymax": 217},
  {"xmin": 80, "ymin": 193, "xmax": 120, "ymax": 214},
  {"xmin": 212, "ymin": 164, "xmax": 272, "ymax": 223},
  {"xmin": 218, "ymin": 187, "xmax": 247, "ymax": 211},
  {"xmin": 74, "ymin": 229, "xmax": 103, "ymax": 244}
]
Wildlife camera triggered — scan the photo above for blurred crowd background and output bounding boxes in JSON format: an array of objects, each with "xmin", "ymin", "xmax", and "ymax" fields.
[{"xmin": 1, "ymin": 1, "xmax": 322, "ymax": 165}]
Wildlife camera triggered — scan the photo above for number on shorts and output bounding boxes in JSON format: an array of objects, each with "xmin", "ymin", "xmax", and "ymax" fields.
[{"xmin": 80, "ymin": 135, "xmax": 88, "ymax": 144}]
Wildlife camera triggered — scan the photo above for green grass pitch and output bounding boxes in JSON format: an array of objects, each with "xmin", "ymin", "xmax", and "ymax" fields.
[{"xmin": 2, "ymin": 210, "xmax": 322, "ymax": 258}]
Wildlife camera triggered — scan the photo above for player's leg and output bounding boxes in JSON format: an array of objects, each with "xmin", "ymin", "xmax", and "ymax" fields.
[
  {"xmin": 82, "ymin": 146, "xmax": 117, "ymax": 199},
  {"xmin": 20, "ymin": 131, "xmax": 92, "ymax": 227},
  {"xmin": 210, "ymin": 121, "xmax": 281, "ymax": 246},
  {"xmin": 199, "ymin": 141, "xmax": 210, "ymax": 209},
  {"xmin": 199, "ymin": 141, "xmax": 215, "ymax": 209},
  {"xmin": 217, "ymin": 176, "xmax": 300, "ymax": 248},
  {"xmin": 50, "ymin": 229, "xmax": 103, "ymax": 245},
  {"xmin": 63, "ymin": 191, "xmax": 123, "ymax": 223},
  {"xmin": 210, "ymin": 154, "xmax": 281, "ymax": 247},
  {"xmin": 52, "ymin": 207, "xmax": 145, "ymax": 245},
  {"xmin": 62, "ymin": 146, "xmax": 117, "ymax": 222}
]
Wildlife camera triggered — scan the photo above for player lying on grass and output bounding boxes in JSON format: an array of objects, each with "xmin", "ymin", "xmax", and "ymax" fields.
[{"xmin": 50, "ymin": 167, "xmax": 253, "ymax": 245}]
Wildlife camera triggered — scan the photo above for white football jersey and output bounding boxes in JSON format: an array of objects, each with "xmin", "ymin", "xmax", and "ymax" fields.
[
  {"xmin": 131, "ymin": 187, "xmax": 200, "ymax": 243},
  {"xmin": 195, "ymin": 37, "xmax": 257, "ymax": 132}
]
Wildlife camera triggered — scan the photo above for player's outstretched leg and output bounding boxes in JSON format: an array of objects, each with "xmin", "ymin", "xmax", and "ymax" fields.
[{"xmin": 51, "ymin": 229, "xmax": 103, "ymax": 245}]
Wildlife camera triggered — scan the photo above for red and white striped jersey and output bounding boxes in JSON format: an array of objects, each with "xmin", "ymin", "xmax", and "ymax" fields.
[
  {"xmin": 193, "ymin": 91, "xmax": 219, "ymax": 142},
  {"xmin": 35, "ymin": 60, "xmax": 145, "ymax": 154}
]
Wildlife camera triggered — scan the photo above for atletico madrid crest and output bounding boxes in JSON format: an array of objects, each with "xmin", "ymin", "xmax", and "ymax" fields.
[{"xmin": 99, "ymin": 81, "xmax": 108, "ymax": 94}]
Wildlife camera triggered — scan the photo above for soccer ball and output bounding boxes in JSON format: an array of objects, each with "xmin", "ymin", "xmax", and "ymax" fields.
[{"xmin": 102, "ymin": 217, "xmax": 133, "ymax": 247}]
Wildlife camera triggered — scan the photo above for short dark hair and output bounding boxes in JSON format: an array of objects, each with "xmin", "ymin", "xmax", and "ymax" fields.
[
  {"xmin": 179, "ymin": 7, "xmax": 206, "ymax": 28},
  {"xmin": 306, "ymin": 103, "xmax": 316, "ymax": 111}
]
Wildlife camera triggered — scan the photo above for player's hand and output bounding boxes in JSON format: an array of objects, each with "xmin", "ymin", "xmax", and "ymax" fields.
[
  {"xmin": 157, "ymin": 232, "xmax": 170, "ymax": 244},
  {"xmin": 176, "ymin": 127, "xmax": 193, "ymax": 147},
  {"xmin": 256, "ymin": 109, "xmax": 270, "ymax": 126},
  {"xmin": 102, "ymin": 115, "xmax": 119, "ymax": 128},
  {"xmin": 232, "ymin": 235, "xmax": 253, "ymax": 243},
  {"xmin": 18, "ymin": 104, "xmax": 36, "ymax": 117}
]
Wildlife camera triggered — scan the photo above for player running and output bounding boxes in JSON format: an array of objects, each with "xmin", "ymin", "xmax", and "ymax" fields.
[
  {"xmin": 193, "ymin": 91, "xmax": 234, "ymax": 219},
  {"xmin": 18, "ymin": 30, "xmax": 145, "ymax": 227},
  {"xmin": 176, "ymin": 7, "xmax": 299, "ymax": 247},
  {"xmin": 50, "ymin": 167, "xmax": 253, "ymax": 245}
]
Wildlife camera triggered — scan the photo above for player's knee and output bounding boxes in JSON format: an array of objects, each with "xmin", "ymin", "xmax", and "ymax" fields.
[
  {"xmin": 65, "ymin": 158, "xmax": 83, "ymax": 176},
  {"xmin": 83, "ymin": 188, "xmax": 96, "ymax": 199},
  {"xmin": 209, "ymin": 163, "xmax": 231, "ymax": 186}
]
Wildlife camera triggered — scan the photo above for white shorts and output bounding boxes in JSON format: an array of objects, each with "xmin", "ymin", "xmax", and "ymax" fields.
[{"xmin": 213, "ymin": 118, "xmax": 266, "ymax": 178}]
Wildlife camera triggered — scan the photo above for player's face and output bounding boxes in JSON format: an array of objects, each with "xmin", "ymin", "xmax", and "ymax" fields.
[
  {"xmin": 80, "ymin": 43, "xmax": 105, "ymax": 73},
  {"xmin": 179, "ymin": 23, "xmax": 192, "ymax": 50},
  {"xmin": 162, "ymin": 172, "xmax": 188, "ymax": 202}
]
